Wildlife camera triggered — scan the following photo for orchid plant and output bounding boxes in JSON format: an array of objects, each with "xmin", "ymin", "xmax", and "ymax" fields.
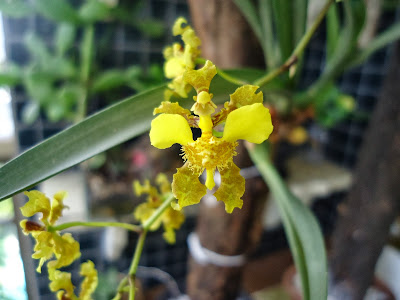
[{"xmin": 1, "ymin": 0, "xmax": 400, "ymax": 299}]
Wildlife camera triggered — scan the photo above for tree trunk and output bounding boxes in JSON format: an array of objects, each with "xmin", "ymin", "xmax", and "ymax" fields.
[
  {"xmin": 186, "ymin": 143, "xmax": 268, "ymax": 300},
  {"xmin": 329, "ymin": 43, "xmax": 400, "ymax": 300},
  {"xmin": 187, "ymin": 0, "xmax": 264, "ymax": 69},
  {"xmin": 185, "ymin": 2, "xmax": 266, "ymax": 299}
]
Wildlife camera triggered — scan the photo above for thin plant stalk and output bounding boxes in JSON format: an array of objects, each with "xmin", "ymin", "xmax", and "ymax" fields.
[{"xmin": 254, "ymin": 0, "xmax": 335, "ymax": 87}]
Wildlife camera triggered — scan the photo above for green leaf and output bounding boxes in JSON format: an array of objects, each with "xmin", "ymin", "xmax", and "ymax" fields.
[
  {"xmin": 55, "ymin": 23, "xmax": 76, "ymax": 56},
  {"xmin": 0, "ymin": 0, "xmax": 31, "ymax": 18},
  {"xmin": 233, "ymin": 0, "xmax": 263, "ymax": 43},
  {"xmin": 22, "ymin": 101, "xmax": 40, "ymax": 124},
  {"xmin": 259, "ymin": 0, "xmax": 279, "ymax": 68},
  {"xmin": 0, "ymin": 85, "xmax": 167, "ymax": 201},
  {"xmin": 0, "ymin": 63, "xmax": 22, "ymax": 87},
  {"xmin": 309, "ymin": 0, "xmax": 366, "ymax": 95},
  {"xmin": 272, "ymin": 0, "xmax": 293, "ymax": 61},
  {"xmin": 33, "ymin": 0, "xmax": 81, "ymax": 24},
  {"xmin": 92, "ymin": 70, "xmax": 128, "ymax": 92},
  {"xmin": 326, "ymin": 4, "xmax": 340, "ymax": 61},
  {"xmin": 292, "ymin": 0, "xmax": 308, "ymax": 45},
  {"xmin": 79, "ymin": 0, "xmax": 111, "ymax": 23},
  {"xmin": 24, "ymin": 72, "xmax": 55, "ymax": 105},
  {"xmin": 134, "ymin": 19, "xmax": 165, "ymax": 38},
  {"xmin": 80, "ymin": 25, "xmax": 94, "ymax": 82},
  {"xmin": 248, "ymin": 143, "xmax": 327, "ymax": 300},
  {"xmin": 348, "ymin": 21, "xmax": 400, "ymax": 67},
  {"xmin": 25, "ymin": 34, "xmax": 51, "ymax": 65},
  {"xmin": 0, "ymin": 68, "xmax": 262, "ymax": 201}
]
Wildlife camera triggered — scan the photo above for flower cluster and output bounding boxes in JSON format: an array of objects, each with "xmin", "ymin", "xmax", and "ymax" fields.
[
  {"xmin": 150, "ymin": 61, "xmax": 273, "ymax": 213},
  {"xmin": 20, "ymin": 190, "xmax": 98, "ymax": 300},
  {"xmin": 133, "ymin": 173, "xmax": 185, "ymax": 243},
  {"xmin": 163, "ymin": 17, "xmax": 201, "ymax": 99}
]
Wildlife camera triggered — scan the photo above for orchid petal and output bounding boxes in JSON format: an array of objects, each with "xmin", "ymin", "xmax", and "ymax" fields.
[
  {"xmin": 222, "ymin": 103, "xmax": 273, "ymax": 144},
  {"xmin": 150, "ymin": 114, "xmax": 194, "ymax": 149}
]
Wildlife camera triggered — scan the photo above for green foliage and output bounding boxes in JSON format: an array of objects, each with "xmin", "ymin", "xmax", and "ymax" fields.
[
  {"xmin": 0, "ymin": 0, "xmax": 165, "ymax": 124},
  {"xmin": 249, "ymin": 143, "xmax": 327, "ymax": 300},
  {"xmin": 0, "ymin": 0, "xmax": 31, "ymax": 18},
  {"xmin": 0, "ymin": 63, "xmax": 22, "ymax": 87}
]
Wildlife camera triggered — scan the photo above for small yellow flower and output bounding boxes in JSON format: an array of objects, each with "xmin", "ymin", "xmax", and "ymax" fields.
[
  {"xmin": 133, "ymin": 174, "xmax": 185, "ymax": 244},
  {"xmin": 150, "ymin": 61, "xmax": 273, "ymax": 213},
  {"xmin": 163, "ymin": 17, "xmax": 201, "ymax": 99},
  {"xmin": 20, "ymin": 190, "xmax": 80, "ymax": 272},
  {"xmin": 49, "ymin": 260, "xmax": 98, "ymax": 300}
]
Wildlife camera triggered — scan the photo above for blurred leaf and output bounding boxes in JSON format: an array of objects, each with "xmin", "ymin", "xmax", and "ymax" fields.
[
  {"xmin": 293, "ymin": 0, "xmax": 308, "ymax": 45},
  {"xmin": 43, "ymin": 57, "xmax": 76, "ymax": 79},
  {"xmin": 92, "ymin": 70, "xmax": 127, "ymax": 92},
  {"xmin": 326, "ymin": 4, "xmax": 340, "ymax": 61},
  {"xmin": 46, "ymin": 101, "xmax": 66, "ymax": 122},
  {"xmin": 0, "ymin": 0, "xmax": 31, "ymax": 18},
  {"xmin": 0, "ymin": 68, "xmax": 263, "ymax": 201},
  {"xmin": 58, "ymin": 83, "xmax": 85, "ymax": 109},
  {"xmin": 272, "ymin": 0, "xmax": 293, "ymax": 61},
  {"xmin": 33, "ymin": 0, "xmax": 81, "ymax": 24},
  {"xmin": 125, "ymin": 65, "xmax": 142, "ymax": 79},
  {"xmin": 80, "ymin": 25, "xmax": 94, "ymax": 82},
  {"xmin": 79, "ymin": 0, "xmax": 111, "ymax": 23},
  {"xmin": 249, "ymin": 143, "xmax": 327, "ymax": 300},
  {"xmin": 314, "ymin": 84, "xmax": 354, "ymax": 127},
  {"xmin": 24, "ymin": 72, "xmax": 54, "ymax": 105},
  {"xmin": 25, "ymin": 34, "xmax": 51, "ymax": 65},
  {"xmin": 0, "ymin": 63, "xmax": 22, "ymax": 87},
  {"xmin": 259, "ymin": 0, "xmax": 279, "ymax": 68},
  {"xmin": 233, "ymin": 0, "xmax": 263, "ymax": 43},
  {"xmin": 148, "ymin": 64, "xmax": 164, "ymax": 80},
  {"xmin": 87, "ymin": 153, "xmax": 107, "ymax": 170},
  {"xmin": 309, "ymin": 0, "xmax": 366, "ymax": 95},
  {"xmin": 22, "ymin": 101, "xmax": 40, "ymax": 124},
  {"xmin": 349, "ymin": 21, "xmax": 400, "ymax": 67},
  {"xmin": 134, "ymin": 19, "xmax": 164, "ymax": 38},
  {"xmin": 55, "ymin": 23, "xmax": 76, "ymax": 56}
]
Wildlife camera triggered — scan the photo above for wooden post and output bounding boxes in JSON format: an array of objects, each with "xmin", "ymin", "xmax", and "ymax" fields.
[{"xmin": 329, "ymin": 44, "xmax": 400, "ymax": 300}]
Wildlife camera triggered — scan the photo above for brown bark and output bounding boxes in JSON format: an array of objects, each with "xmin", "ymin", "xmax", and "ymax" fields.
[
  {"xmin": 186, "ymin": 143, "xmax": 268, "ymax": 300},
  {"xmin": 329, "ymin": 44, "xmax": 400, "ymax": 299},
  {"xmin": 187, "ymin": 0, "xmax": 264, "ymax": 69}
]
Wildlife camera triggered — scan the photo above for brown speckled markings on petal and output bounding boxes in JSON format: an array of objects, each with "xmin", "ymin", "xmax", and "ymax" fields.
[
  {"xmin": 172, "ymin": 163, "xmax": 207, "ymax": 210},
  {"xmin": 214, "ymin": 163, "xmax": 245, "ymax": 213}
]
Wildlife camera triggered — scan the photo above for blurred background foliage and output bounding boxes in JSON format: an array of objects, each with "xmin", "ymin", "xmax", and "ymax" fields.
[{"xmin": 0, "ymin": 0, "xmax": 165, "ymax": 124}]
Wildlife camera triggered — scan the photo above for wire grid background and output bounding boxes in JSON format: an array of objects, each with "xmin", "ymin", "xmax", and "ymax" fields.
[{"xmin": 2, "ymin": 1, "xmax": 399, "ymax": 298}]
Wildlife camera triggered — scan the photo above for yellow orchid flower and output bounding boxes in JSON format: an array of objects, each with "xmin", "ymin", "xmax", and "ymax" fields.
[
  {"xmin": 20, "ymin": 190, "xmax": 81, "ymax": 272},
  {"xmin": 150, "ymin": 61, "xmax": 273, "ymax": 213},
  {"xmin": 163, "ymin": 17, "xmax": 201, "ymax": 99},
  {"xmin": 133, "ymin": 174, "xmax": 185, "ymax": 244},
  {"xmin": 48, "ymin": 260, "xmax": 98, "ymax": 300}
]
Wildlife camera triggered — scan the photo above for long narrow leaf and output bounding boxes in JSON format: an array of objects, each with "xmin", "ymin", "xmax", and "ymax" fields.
[
  {"xmin": 326, "ymin": 4, "xmax": 340, "ymax": 61},
  {"xmin": 249, "ymin": 143, "xmax": 327, "ymax": 300},
  {"xmin": 259, "ymin": 0, "xmax": 279, "ymax": 69},
  {"xmin": 272, "ymin": 0, "xmax": 293, "ymax": 61},
  {"xmin": 293, "ymin": 0, "xmax": 308, "ymax": 45},
  {"xmin": 348, "ymin": 21, "xmax": 400, "ymax": 67},
  {"xmin": 0, "ymin": 85, "xmax": 166, "ymax": 201},
  {"xmin": 33, "ymin": 0, "xmax": 81, "ymax": 24}
]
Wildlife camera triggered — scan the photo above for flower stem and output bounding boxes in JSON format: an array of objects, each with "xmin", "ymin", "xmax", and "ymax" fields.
[
  {"xmin": 128, "ymin": 230, "xmax": 147, "ymax": 300},
  {"xmin": 253, "ymin": 0, "xmax": 335, "ymax": 87},
  {"xmin": 122, "ymin": 193, "xmax": 175, "ymax": 300},
  {"xmin": 50, "ymin": 221, "xmax": 142, "ymax": 233},
  {"xmin": 143, "ymin": 193, "xmax": 175, "ymax": 230}
]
